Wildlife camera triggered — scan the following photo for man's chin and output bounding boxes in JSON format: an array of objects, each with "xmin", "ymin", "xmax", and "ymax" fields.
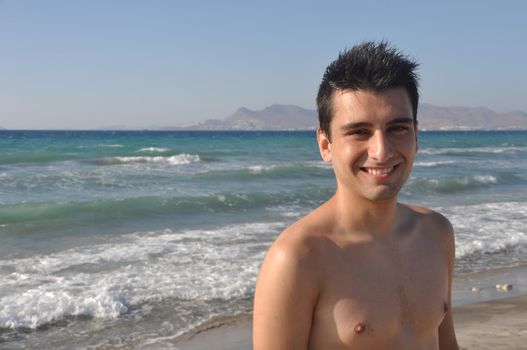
[{"xmin": 362, "ymin": 188, "xmax": 401, "ymax": 202}]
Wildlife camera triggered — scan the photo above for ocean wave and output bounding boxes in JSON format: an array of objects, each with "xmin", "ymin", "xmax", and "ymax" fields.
[
  {"xmin": 98, "ymin": 154, "xmax": 200, "ymax": 166},
  {"xmin": 193, "ymin": 161, "xmax": 331, "ymax": 180},
  {"xmin": 245, "ymin": 161, "xmax": 330, "ymax": 175},
  {"xmin": 248, "ymin": 165, "xmax": 277, "ymax": 173},
  {"xmin": 0, "ymin": 222, "xmax": 281, "ymax": 330},
  {"xmin": 0, "ymin": 153, "xmax": 72, "ymax": 166},
  {"xmin": 265, "ymin": 204, "xmax": 308, "ymax": 218},
  {"xmin": 437, "ymin": 202, "xmax": 527, "ymax": 267},
  {"xmin": 413, "ymin": 160, "xmax": 457, "ymax": 167},
  {"xmin": 408, "ymin": 174, "xmax": 500, "ymax": 193},
  {"xmin": 137, "ymin": 147, "xmax": 171, "ymax": 153},
  {"xmin": 0, "ymin": 160, "xmax": 330, "ymax": 202},
  {"xmin": 97, "ymin": 144, "xmax": 123, "ymax": 148},
  {"xmin": 246, "ymin": 161, "xmax": 329, "ymax": 173},
  {"xmin": 420, "ymin": 146, "xmax": 527, "ymax": 156},
  {"xmin": 301, "ymin": 160, "xmax": 332, "ymax": 169},
  {"xmin": 0, "ymin": 190, "xmax": 328, "ymax": 227}
]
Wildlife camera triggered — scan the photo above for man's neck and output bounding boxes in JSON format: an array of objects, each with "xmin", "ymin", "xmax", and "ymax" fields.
[{"xmin": 332, "ymin": 188, "xmax": 399, "ymax": 238}]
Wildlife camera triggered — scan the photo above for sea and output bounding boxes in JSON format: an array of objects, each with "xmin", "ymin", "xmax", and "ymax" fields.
[{"xmin": 0, "ymin": 130, "xmax": 526, "ymax": 349}]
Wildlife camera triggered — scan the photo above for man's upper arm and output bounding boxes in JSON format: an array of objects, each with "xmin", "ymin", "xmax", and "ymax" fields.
[
  {"xmin": 437, "ymin": 216, "xmax": 459, "ymax": 350},
  {"xmin": 253, "ymin": 236, "xmax": 319, "ymax": 350}
]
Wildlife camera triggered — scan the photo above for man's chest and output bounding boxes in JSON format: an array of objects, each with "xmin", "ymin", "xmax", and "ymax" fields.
[{"xmin": 309, "ymin": 240, "xmax": 449, "ymax": 349}]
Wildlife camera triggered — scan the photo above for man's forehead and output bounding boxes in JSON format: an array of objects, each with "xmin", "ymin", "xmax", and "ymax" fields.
[
  {"xmin": 338, "ymin": 117, "xmax": 414, "ymax": 131},
  {"xmin": 331, "ymin": 88, "xmax": 413, "ymax": 122}
]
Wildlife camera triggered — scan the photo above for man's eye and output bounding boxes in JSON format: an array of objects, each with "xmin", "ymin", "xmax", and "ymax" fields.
[
  {"xmin": 348, "ymin": 129, "xmax": 369, "ymax": 136},
  {"xmin": 390, "ymin": 126, "xmax": 409, "ymax": 133}
]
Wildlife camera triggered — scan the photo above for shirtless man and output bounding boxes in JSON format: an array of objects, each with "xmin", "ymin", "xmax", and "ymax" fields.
[{"xmin": 253, "ymin": 41, "xmax": 459, "ymax": 349}]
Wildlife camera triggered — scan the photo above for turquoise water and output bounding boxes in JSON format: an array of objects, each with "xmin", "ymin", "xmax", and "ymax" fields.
[{"xmin": 1, "ymin": 130, "xmax": 526, "ymax": 348}]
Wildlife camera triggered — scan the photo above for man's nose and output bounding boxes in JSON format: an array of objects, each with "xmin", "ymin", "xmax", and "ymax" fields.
[{"xmin": 368, "ymin": 131, "xmax": 393, "ymax": 162}]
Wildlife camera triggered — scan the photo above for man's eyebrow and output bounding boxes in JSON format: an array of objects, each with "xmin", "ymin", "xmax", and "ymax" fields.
[
  {"xmin": 340, "ymin": 121, "xmax": 372, "ymax": 131},
  {"xmin": 340, "ymin": 117, "xmax": 414, "ymax": 131},
  {"xmin": 387, "ymin": 117, "xmax": 414, "ymax": 125}
]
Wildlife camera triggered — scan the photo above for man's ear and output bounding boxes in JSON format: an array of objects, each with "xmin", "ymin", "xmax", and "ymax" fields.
[{"xmin": 317, "ymin": 128, "xmax": 332, "ymax": 162}]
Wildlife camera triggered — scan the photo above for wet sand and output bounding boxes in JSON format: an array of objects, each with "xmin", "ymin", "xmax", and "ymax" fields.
[{"xmin": 455, "ymin": 294, "xmax": 527, "ymax": 349}]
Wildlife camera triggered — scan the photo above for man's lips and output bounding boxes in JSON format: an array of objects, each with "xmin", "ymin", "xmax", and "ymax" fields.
[{"xmin": 360, "ymin": 164, "xmax": 400, "ymax": 176}]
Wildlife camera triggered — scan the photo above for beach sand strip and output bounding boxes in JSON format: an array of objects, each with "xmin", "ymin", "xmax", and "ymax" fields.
[{"xmin": 176, "ymin": 294, "xmax": 527, "ymax": 350}]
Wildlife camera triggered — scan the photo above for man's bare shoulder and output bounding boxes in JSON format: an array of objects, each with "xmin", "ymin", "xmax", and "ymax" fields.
[
  {"xmin": 403, "ymin": 203, "xmax": 453, "ymax": 229},
  {"xmin": 401, "ymin": 203, "xmax": 455, "ymax": 247},
  {"xmin": 263, "ymin": 202, "xmax": 335, "ymax": 271}
]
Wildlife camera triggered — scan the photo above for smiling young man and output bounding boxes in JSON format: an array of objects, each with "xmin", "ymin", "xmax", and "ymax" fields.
[{"xmin": 253, "ymin": 42, "xmax": 459, "ymax": 349}]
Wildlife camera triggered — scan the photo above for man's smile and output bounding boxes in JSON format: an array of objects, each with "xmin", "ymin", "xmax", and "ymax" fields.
[{"xmin": 359, "ymin": 164, "xmax": 400, "ymax": 177}]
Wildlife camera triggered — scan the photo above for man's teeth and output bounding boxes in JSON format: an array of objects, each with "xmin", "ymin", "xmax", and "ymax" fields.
[{"xmin": 366, "ymin": 167, "xmax": 393, "ymax": 175}]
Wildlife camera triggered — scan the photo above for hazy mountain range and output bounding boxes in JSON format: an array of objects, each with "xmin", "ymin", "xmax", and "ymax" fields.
[
  {"xmin": 166, "ymin": 103, "xmax": 527, "ymax": 131},
  {"xmin": 176, "ymin": 105, "xmax": 318, "ymax": 131},
  {"xmin": 2, "ymin": 104, "xmax": 527, "ymax": 130}
]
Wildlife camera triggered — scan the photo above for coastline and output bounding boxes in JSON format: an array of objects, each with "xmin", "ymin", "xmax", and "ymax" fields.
[
  {"xmin": 452, "ymin": 264, "xmax": 527, "ymax": 306},
  {"xmin": 175, "ymin": 264, "xmax": 527, "ymax": 350}
]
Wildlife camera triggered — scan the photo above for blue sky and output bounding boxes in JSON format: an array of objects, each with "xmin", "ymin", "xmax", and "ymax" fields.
[{"xmin": 1, "ymin": 0, "xmax": 526, "ymax": 129}]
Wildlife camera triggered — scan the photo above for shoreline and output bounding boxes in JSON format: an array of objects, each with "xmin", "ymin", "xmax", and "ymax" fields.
[
  {"xmin": 175, "ymin": 264, "xmax": 527, "ymax": 350},
  {"xmin": 452, "ymin": 264, "xmax": 527, "ymax": 306}
]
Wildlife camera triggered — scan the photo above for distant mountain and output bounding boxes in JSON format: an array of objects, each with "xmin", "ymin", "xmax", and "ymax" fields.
[
  {"xmin": 418, "ymin": 104, "xmax": 527, "ymax": 130},
  {"xmin": 169, "ymin": 103, "xmax": 527, "ymax": 131},
  {"xmin": 173, "ymin": 104, "xmax": 317, "ymax": 130}
]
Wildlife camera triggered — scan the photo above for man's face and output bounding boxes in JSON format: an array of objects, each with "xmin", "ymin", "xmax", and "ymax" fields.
[{"xmin": 317, "ymin": 87, "xmax": 418, "ymax": 202}]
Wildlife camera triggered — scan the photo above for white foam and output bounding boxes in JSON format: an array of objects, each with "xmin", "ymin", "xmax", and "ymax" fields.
[
  {"xmin": 303, "ymin": 160, "xmax": 332, "ymax": 169},
  {"xmin": 137, "ymin": 147, "xmax": 171, "ymax": 153},
  {"xmin": 97, "ymin": 144, "xmax": 123, "ymax": 148},
  {"xmin": 248, "ymin": 165, "xmax": 276, "ymax": 173},
  {"xmin": 0, "ymin": 222, "xmax": 283, "ymax": 330},
  {"xmin": 112, "ymin": 154, "xmax": 200, "ymax": 165},
  {"xmin": 420, "ymin": 146, "xmax": 527, "ymax": 155},
  {"xmin": 409, "ymin": 174, "xmax": 499, "ymax": 191},
  {"xmin": 437, "ymin": 202, "xmax": 527, "ymax": 259},
  {"xmin": 473, "ymin": 175, "xmax": 497, "ymax": 184},
  {"xmin": 266, "ymin": 204, "xmax": 308, "ymax": 218},
  {"xmin": 414, "ymin": 160, "xmax": 456, "ymax": 167},
  {"xmin": 247, "ymin": 160, "xmax": 331, "ymax": 174}
]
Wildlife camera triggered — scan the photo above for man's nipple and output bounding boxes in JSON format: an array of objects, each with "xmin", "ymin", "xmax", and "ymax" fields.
[{"xmin": 354, "ymin": 322, "xmax": 366, "ymax": 334}]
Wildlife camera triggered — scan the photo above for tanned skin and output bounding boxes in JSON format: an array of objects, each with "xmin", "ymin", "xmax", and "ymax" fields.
[{"xmin": 253, "ymin": 87, "xmax": 459, "ymax": 350}]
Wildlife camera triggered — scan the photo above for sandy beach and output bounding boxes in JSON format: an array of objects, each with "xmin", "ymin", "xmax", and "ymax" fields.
[{"xmin": 176, "ymin": 265, "xmax": 527, "ymax": 350}]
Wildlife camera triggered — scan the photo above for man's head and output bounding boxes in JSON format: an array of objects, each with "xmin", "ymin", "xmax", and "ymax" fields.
[{"xmin": 316, "ymin": 41, "xmax": 419, "ymax": 140}]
